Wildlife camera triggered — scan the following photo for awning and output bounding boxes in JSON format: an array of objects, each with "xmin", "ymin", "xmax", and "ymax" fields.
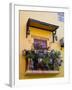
[
  {"xmin": 26, "ymin": 18, "xmax": 59, "ymax": 42},
  {"xmin": 27, "ymin": 18, "xmax": 59, "ymax": 32}
]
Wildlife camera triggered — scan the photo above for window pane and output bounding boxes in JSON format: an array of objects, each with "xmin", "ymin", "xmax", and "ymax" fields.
[{"xmin": 34, "ymin": 39, "xmax": 47, "ymax": 49}]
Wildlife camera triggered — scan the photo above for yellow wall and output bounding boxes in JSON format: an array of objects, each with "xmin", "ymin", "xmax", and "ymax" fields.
[{"xmin": 19, "ymin": 11, "xmax": 64, "ymax": 79}]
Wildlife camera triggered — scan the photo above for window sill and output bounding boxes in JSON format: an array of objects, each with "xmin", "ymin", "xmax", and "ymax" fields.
[{"xmin": 25, "ymin": 70, "xmax": 60, "ymax": 75}]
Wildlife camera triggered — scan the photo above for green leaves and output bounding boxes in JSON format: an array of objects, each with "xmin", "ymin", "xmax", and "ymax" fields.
[
  {"xmin": 43, "ymin": 56, "xmax": 50, "ymax": 65},
  {"xmin": 26, "ymin": 51, "xmax": 35, "ymax": 60},
  {"xmin": 54, "ymin": 51, "xmax": 61, "ymax": 59},
  {"xmin": 26, "ymin": 49, "xmax": 62, "ymax": 70}
]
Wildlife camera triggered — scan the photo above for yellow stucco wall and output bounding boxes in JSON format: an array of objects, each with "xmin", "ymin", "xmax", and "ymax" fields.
[{"xmin": 19, "ymin": 11, "xmax": 64, "ymax": 79}]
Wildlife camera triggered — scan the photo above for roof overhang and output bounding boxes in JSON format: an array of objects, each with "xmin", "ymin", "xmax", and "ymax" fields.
[
  {"xmin": 27, "ymin": 18, "xmax": 59, "ymax": 32},
  {"xmin": 26, "ymin": 18, "xmax": 59, "ymax": 42}
]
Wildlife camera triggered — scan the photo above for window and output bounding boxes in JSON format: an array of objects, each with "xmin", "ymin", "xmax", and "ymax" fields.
[
  {"xmin": 34, "ymin": 39, "xmax": 47, "ymax": 49},
  {"xmin": 57, "ymin": 12, "xmax": 64, "ymax": 22}
]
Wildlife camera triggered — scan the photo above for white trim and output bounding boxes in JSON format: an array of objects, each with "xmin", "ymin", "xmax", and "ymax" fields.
[
  {"xmin": 9, "ymin": 3, "xmax": 15, "ymax": 87},
  {"xmin": 10, "ymin": 3, "xmax": 70, "ymax": 87}
]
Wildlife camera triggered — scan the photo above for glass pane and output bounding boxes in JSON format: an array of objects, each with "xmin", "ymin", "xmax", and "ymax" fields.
[{"xmin": 34, "ymin": 39, "xmax": 47, "ymax": 49}]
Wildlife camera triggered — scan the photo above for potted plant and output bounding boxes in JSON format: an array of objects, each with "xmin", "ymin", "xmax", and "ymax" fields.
[
  {"xmin": 51, "ymin": 50, "xmax": 63, "ymax": 70},
  {"xmin": 26, "ymin": 50, "xmax": 35, "ymax": 70},
  {"xmin": 42, "ymin": 50, "xmax": 63, "ymax": 71}
]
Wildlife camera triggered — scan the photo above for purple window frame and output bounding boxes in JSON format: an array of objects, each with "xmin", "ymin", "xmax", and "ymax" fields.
[{"xmin": 34, "ymin": 39, "xmax": 47, "ymax": 49}]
